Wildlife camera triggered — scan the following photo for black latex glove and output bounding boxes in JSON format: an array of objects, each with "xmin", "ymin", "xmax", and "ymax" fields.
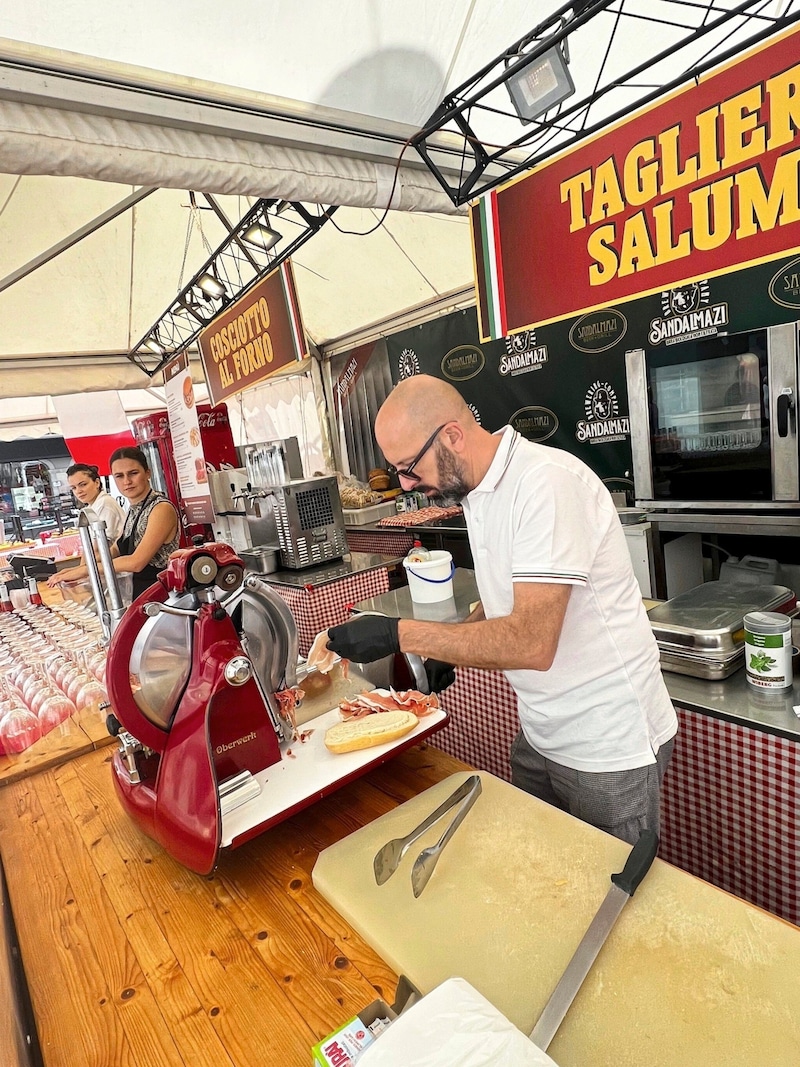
[
  {"xmin": 425, "ymin": 658, "xmax": 456, "ymax": 692},
  {"xmin": 327, "ymin": 615, "xmax": 400, "ymax": 663}
]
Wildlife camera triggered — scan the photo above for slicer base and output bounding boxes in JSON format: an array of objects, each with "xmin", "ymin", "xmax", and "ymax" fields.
[{"xmin": 221, "ymin": 705, "xmax": 448, "ymax": 849}]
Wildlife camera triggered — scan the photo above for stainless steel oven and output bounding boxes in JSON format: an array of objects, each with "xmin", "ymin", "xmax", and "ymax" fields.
[{"xmin": 626, "ymin": 322, "xmax": 800, "ymax": 510}]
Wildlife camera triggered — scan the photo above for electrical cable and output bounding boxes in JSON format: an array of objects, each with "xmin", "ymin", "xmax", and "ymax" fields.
[{"xmin": 328, "ymin": 137, "xmax": 416, "ymax": 237}]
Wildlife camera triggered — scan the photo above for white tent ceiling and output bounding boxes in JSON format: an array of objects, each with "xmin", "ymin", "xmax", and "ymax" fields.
[{"xmin": 0, "ymin": 1, "xmax": 794, "ymax": 405}]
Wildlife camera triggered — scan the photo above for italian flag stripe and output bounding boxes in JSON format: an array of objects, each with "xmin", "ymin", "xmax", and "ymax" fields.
[
  {"xmin": 280, "ymin": 260, "xmax": 308, "ymax": 359},
  {"xmin": 478, "ymin": 191, "xmax": 506, "ymax": 340}
]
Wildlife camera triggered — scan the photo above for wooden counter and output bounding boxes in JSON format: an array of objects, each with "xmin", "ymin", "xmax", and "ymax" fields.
[{"xmin": 0, "ymin": 740, "xmax": 467, "ymax": 1067}]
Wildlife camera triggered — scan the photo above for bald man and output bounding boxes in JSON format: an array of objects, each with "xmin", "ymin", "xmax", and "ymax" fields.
[{"xmin": 327, "ymin": 375, "xmax": 677, "ymax": 844}]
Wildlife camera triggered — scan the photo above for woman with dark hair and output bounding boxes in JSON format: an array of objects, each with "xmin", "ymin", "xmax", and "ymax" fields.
[
  {"xmin": 64, "ymin": 462, "xmax": 127, "ymax": 542},
  {"xmin": 49, "ymin": 447, "xmax": 181, "ymax": 599}
]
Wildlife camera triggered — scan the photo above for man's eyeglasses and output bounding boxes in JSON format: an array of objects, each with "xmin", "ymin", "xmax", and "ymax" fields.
[{"xmin": 387, "ymin": 423, "xmax": 448, "ymax": 484}]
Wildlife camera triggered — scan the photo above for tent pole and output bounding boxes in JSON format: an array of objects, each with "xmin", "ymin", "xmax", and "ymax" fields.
[{"xmin": 0, "ymin": 186, "xmax": 156, "ymax": 293}]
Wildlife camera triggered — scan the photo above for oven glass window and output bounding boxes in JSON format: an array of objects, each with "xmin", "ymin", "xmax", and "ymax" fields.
[{"xmin": 647, "ymin": 331, "xmax": 771, "ymax": 501}]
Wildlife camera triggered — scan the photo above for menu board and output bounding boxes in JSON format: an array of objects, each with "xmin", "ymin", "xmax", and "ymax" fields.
[{"xmin": 163, "ymin": 353, "xmax": 214, "ymax": 524}]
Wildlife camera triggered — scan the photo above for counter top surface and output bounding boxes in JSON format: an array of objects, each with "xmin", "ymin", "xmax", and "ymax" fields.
[
  {"xmin": 353, "ymin": 567, "xmax": 478, "ymax": 622},
  {"xmin": 4, "ymin": 741, "xmax": 800, "ymax": 1067},
  {"xmin": 258, "ymin": 550, "xmax": 402, "ymax": 588},
  {"xmin": 0, "ymin": 741, "xmax": 467, "ymax": 1067},
  {"xmin": 663, "ymin": 667, "xmax": 800, "ymax": 739},
  {"xmin": 354, "ymin": 569, "xmax": 800, "ymax": 741}
]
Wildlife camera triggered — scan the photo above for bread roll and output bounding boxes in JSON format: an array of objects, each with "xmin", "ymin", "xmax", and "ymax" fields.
[{"xmin": 324, "ymin": 710, "xmax": 418, "ymax": 754}]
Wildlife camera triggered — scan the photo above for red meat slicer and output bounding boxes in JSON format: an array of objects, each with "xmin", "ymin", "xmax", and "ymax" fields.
[{"xmin": 104, "ymin": 541, "xmax": 447, "ymax": 875}]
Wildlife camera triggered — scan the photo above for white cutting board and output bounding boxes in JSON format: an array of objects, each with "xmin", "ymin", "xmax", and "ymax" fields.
[{"xmin": 313, "ymin": 772, "xmax": 800, "ymax": 1067}]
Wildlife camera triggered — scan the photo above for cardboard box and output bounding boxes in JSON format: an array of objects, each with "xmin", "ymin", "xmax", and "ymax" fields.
[{"xmin": 312, "ymin": 999, "xmax": 396, "ymax": 1066}]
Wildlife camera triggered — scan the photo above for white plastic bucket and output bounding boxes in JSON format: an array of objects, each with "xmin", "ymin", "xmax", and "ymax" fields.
[{"xmin": 403, "ymin": 550, "xmax": 455, "ymax": 603}]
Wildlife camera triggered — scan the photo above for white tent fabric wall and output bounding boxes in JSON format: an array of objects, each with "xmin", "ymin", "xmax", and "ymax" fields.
[
  {"xmin": 228, "ymin": 373, "xmax": 328, "ymax": 479},
  {"xmin": 0, "ymin": 387, "xmax": 210, "ymax": 441},
  {"xmin": 0, "ymin": 1, "xmax": 794, "ymax": 404},
  {"xmin": 0, "ymin": 175, "xmax": 473, "ymax": 399}
]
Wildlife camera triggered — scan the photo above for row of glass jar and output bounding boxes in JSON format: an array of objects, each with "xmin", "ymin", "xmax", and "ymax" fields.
[{"xmin": 0, "ymin": 601, "xmax": 108, "ymax": 755}]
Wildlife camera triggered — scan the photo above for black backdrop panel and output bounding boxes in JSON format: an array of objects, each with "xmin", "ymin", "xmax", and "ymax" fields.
[{"xmin": 385, "ymin": 307, "xmax": 634, "ymax": 487}]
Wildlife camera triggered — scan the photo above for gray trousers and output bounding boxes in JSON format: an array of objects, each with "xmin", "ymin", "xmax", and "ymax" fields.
[{"xmin": 510, "ymin": 731, "xmax": 675, "ymax": 845}]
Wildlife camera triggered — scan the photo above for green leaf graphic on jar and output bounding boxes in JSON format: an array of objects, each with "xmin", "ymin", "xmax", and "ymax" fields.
[{"xmin": 749, "ymin": 651, "xmax": 777, "ymax": 673}]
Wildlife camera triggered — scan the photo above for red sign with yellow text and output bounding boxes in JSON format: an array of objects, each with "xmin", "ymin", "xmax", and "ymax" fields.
[
  {"xmin": 471, "ymin": 24, "xmax": 800, "ymax": 340},
  {"xmin": 198, "ymin": 260, "xmax": 307, "ymax": 405}
]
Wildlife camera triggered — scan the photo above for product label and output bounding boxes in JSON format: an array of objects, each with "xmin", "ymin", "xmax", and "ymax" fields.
[
  {"xmin": 312, "ymin": 1016, "xmax": 376, "ymax": 1065},
  {"xmin": 745, "ymin": 629, "xmax": 792, "ymax": 689}
]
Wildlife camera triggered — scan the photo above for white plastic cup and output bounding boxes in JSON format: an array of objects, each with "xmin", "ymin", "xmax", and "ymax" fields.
[{"xmin": 403, "ymin": 550, "xmax": 455, "ymax": 603}]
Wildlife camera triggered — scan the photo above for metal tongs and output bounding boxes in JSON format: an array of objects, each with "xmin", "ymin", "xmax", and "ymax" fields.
[{"xmin": 373, "ymin": 775, "xmax": 482, "ymax": 896}]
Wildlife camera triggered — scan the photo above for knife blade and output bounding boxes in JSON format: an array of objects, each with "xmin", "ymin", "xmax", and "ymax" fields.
[{"xmin": 529, "ymin": 828, "xmax": 659, "ymax": 1051}]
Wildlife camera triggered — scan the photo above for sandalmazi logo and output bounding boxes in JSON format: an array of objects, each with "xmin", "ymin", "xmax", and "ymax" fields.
[
  {"xmin": 569, "ymin": 309, "xmax": 627, "ymax": 353},
  {"xmin": 648, "ymin": 280, "xmax": 728, "ymax": 346},
  {"xmin": 576, "ymin": 381, "xmax": 630, "ymax": 445},
  {"xmin": 510, "ymin": 406, "xmax": 558, "ymax": 443},
  {"xmin": 397, "ymin": 348, "xmax": 420, "ymax": 379},
  {"xmin": 499, "ymin": 330, "xmax": 549, "ymax": 376},
  {"xmin": 441, "ymin": 345, "xmax": 485, "ymax": 381},
  {"xmin": 467, "ymin": 402, "xmax": 483, "ymax": 425},
  {"xmin": 769, "ymin": 257, "xmax": 800, "ymax": 309}
]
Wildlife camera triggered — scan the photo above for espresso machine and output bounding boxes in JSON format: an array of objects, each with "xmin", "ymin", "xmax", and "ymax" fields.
[{"xmin": 213, "ymin": 439, "xmax": 349, "ymax": 571}]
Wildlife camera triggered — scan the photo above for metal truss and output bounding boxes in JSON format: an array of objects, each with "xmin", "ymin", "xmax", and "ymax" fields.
[
  {"xmin": 129, "ymin": 198, "xmax": 337, "ymax": 377},
  {"xmin": 411, "ymin": 0, "xmax": 800, "ymax": 206}
]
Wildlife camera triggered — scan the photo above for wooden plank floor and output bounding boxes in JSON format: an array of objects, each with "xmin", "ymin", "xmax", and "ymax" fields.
[{"xmin": 0, "ymin": 741, "xmax": 466, "ymax": 1067}]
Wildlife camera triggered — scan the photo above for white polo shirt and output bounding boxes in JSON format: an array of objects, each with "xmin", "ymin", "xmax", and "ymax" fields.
[{"xmin": 462, "ymin": 427, "xmax": 677, "ymax": 773}]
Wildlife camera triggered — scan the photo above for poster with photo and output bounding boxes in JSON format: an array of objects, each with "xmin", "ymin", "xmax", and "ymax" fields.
[{"xmin": 163, "ymin": 353, "xmax": 215, "ymax": 524}]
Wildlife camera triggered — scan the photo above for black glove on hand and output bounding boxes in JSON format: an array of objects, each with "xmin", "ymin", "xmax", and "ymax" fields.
[
  {"xmin": 326, "ymin": 615, "xmax": 400, "ymax": 663},
  {"xmin": 425, "ymin": 658, "xmax": 456, "ymax": 692}
]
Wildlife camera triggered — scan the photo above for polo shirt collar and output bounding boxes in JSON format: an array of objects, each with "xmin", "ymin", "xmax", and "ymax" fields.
[{"xmin": 468, "ymin": 425, "xmax": 518, "ymax": 495}]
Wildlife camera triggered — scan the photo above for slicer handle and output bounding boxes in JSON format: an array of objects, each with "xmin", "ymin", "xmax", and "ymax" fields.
[
  {"xmin": 610, "ymin": 829, "xmax": 659, "ymax": 897},
  {"xmin": 144, "ymin": 602, "xmax": 201, "ymax": 619}
]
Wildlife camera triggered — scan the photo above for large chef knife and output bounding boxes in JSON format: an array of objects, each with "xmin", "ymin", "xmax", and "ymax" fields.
[{"xmin": 529, "ymin": 829, "xmax": 659, "ymax": 1051}]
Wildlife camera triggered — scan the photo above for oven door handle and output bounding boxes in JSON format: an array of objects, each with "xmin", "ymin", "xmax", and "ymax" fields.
[{"xmin": 777, "ymin": 388, "xmax": 795, "ymax": 438}]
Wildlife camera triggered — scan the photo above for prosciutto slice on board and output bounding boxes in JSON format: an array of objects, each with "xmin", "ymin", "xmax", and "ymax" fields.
[{"xmin": 338, "ymin": 688, "xmax": 439, "ymax": 721}]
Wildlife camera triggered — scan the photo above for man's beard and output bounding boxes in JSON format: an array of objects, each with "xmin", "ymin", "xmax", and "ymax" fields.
[{"xmin": 416, "ymin": 442, "xmax": 471, "ymax": 506}]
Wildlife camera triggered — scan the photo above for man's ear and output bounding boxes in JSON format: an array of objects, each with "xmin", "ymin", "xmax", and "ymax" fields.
[{"xmin": 442, "ymin": 420, "xmax": 466, "ymax": 453}]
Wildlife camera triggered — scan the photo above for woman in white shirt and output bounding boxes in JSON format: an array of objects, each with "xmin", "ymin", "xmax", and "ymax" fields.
[{"xmin": 65, "ymin": 463, "xmax": 127, "ymax": 542}]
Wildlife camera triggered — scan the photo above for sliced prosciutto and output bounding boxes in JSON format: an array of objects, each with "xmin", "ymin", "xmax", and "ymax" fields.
[
  {"xmin": 273, "ymin": 685, "xmax": 306, "ymax": 741},
  {"xmin": 307, "ymin": 628, "xmax": 350, "ymax": 679},
  {"xmin": 338, "ymin": 688, "xmax": 439, "ymax": 721}
]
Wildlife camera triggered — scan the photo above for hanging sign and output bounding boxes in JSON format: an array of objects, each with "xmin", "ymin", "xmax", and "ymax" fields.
[
  {"xmin": 53, "ymin": 391, "xmax": 136, "ymax": 474},
  {"xmin": 163, "ymin": 352, "xmax": 215, "ymax": 524},
  {"xmin": 198, "ymin": 259, "xmax": 307, "ymax": 405},
  {"xmin": 471, "ymin": 24, "xmax": 800, "ymax": 340}
]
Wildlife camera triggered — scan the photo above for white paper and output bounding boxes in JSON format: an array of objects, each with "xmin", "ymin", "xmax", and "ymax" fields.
[{"xmin": 357, "ymin": 978, "xmax": 561, "ymax": 1067}]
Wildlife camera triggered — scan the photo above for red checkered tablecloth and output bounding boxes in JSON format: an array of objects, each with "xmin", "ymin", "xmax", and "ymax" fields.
[
  {"xmin": 435, "ymin": 667, "xmax": 519, "ymax": 781},
  {"xmin": 661, "ymin": 705, "xmax": 800, "ymax": 925},
  {"xmin": 345, "ymin": 530, "xmax": 415, "ymax": 557},
  {"xmin": 270, "ymin": 567, "xmax": 390, "ymax": 657}
]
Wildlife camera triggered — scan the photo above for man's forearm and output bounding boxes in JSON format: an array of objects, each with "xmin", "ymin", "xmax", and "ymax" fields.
[{"xmin": 397, "ymin": 616, "xmax": 551, "ymax": 671}]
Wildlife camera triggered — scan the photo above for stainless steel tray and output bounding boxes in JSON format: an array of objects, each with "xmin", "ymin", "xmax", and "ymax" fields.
[
  {"xmin": 649, "ymin": 582, "xmax": 795, "ymax": 655},
  {"xmin": 659, "ymin": 648, "xmax": 744, "ymax": 680}
]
